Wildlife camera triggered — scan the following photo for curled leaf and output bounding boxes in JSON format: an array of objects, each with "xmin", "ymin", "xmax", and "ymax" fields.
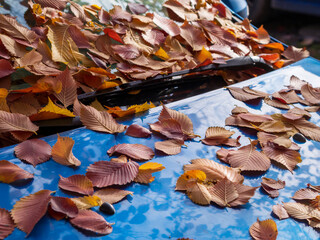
[
  {"xmin": 58, "ymin": 174, "xmax": 94, "ymax": 195},
  {"xmin": 14, "ymin": 139, "xmax": 51, "ymax": 166},
  {"xmin": 201, "ymin": 126, "xmax": 240, "ymax": 147},
  {"xmin": 11, "ymin": 190, "xmax": 52, "ymax": 235},
  {"xmin": 107, "ymin": 143, "xmax": 154, "ymax": 161},
  {"xmin": 86, "ymin": 160, "xmax": 139, "ymax": 187},
  {"xmin": 0, "ymin": 160, "xmax": 33, "ymax": 184},
  {"xmin": 125, "ymin": 124, "xmax": 151, "ymax": 138},
  {"xmin": 94, "ymin": 188, "xmax": 133, "ymax": 204},
  {"xmin": 272, "ymin": 204, "xmax": 289, "ymax": 220},
  {"xmin": 69, "ymin": 209, "xmax": 112, "ymax": 235},
  {"xmin": 52, "ymin": 135, "xmax": 81, "ymax": 167},
  {"xmin": 261, "ymin": 177, "xmax": 285, "ymax": 198},
  {"xmin": 249, "ymin": 218, "xmax": 278, "ymax": 240}
]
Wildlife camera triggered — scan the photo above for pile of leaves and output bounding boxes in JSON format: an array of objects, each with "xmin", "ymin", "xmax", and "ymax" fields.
[{"xmin": 0, "ymin": 0, "xmax": 310, "ymax": 146}]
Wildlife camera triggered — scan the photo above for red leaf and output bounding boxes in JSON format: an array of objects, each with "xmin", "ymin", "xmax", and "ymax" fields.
[
  {"xmin": 69, "ymin": 209, "xmax": 112, "ymax": 235},
  {"xmin": 58, "ymin": 174, "xmax": 94, "ymax": 195},
  {"xmin": 103, "ymin": 28, "xmax": 124, "ymax": 44},
  {"xmin": 11, "ymin": 190, "xmax": 53, "ymax": 235},
  {"xmin": 0, "ymin": 208, "xmax": 15, "ymax": 239},
  {"xmin": 14, "ymin": 139, "xmax": 51, "ymax": 167},
  {"xmin": 107, "ymin": 143, "xmax": 154, "ymax": 161},
  {"xmin": 125, "ymin": 124, "xmax": 151, "ymax": 138},
  {"xmin": 86, "ymin": 160, "xmax": 139, "ymax": 187},
  {"xmin": 50, "ymin": 196, "xmax": 78, "ymax": 219},
  {"xmin": 153, "ymin": 13, "xmax": 180, "ymax": 36},
  {"xmin": 0, "ymin": 160, "xmax": 33, "ymax": 184},
  {"xmin": 0, "ymin": 59, "xmax": 14, "ymax": 78}
]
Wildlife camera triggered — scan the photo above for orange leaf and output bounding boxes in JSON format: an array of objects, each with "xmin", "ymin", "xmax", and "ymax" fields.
[
  {"xmin": 71, "ymin": 195, "xmax": 102, "ymax": 210},
  {"xmin": 249, "ymin": 218, "xmax": 278, "ymax": 240},
  {"xmin": 176, "ymin": 170, "xmax": 206, "ymax": 191},
  {"xmin": 154, "ymin": 47, "xmax": 170, "ymax": 60},
  {"xmin": 262, "ymin": 42, "xmax": 284, "ymax": 51},
  {"xmin": 11, "ymin": 190, "xmax": 53, "ymax": 235},
  {"xmin": 97, "ymin": 81, "xmax": 119, "ymax": 91},
  {"xmin": 197, "ymin": 46, "xmax": 212, "ymax": 63},
  {"xmin": 106, "ymin": 106, "xmax": 136, "ymax": 118},
  {"xmin": 0, "ymin": 160, "xmax": 33, "ymax": 184},
  {"xmin": 134, "ymin": 162, "xmax": 165, "ymax": 184},
  {"xmin": 103, "ymin": 28, "xmax": 124, "ymax": 43},
  {"xmin": 52, "ymin": 135, "xmax": 81, "ymax": 167}
]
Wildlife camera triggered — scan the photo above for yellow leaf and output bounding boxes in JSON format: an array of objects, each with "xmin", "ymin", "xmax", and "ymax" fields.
[
  {"xmin": 91, "ymin": 4, "xmax": 101, "ymax": 10},
  {"xmin": 139, "ymin": 162, "xmax": 165, "ymax": 171},
  {"xmin": 197, "ymin": 46, "xmax": 212, "ymax": 63},
  {"xmin": 0, "ymin": 88, "xmax": 8, "ymax": 98},
  {"xmin": 97, "ymin": 81, "xmax": 119, "ymax": 91},
  {"xmin": 182, "ymin": 170, "xmax": 206, "ymax": 182},
  {"xmin": 71, "ymin": 195, "xmax": 102, "ymax": 209},
  {"xmin": 106, "ymin": 106, "xmax": 136, "ymax": 118},
  {"xmin": 30, "ymin": 98, "xmax": 75, "ymax": 121},
  {"xmin": 32, "ymin": 3, "xmax": 42, "ymax": 15},
  {"xmin": 154, "ymin": 47, "xmax": 170, "ymax": 61},
  {"xmin": 128, "ymin": 101, "xmax": 156, "ymax": 113}
]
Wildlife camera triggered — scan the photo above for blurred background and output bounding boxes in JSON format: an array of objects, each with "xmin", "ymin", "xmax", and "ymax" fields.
[{"xmin": 0, "ymin": 0, "xmax": 319, "ymax": 59}]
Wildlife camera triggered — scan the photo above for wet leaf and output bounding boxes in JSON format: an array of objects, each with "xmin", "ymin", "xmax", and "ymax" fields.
[
  {"xmin": 0, "ymin": 160, "xmax": 33, "ymax": 184},
  {"xmin": 52, "ymin": 135, "xmax": 81, "ymax": 167},
  {"xmin": 11, "ymin": 190, "xmax": 53, "ymax": 235},
  {"xmin": 78, "ymin": 100, "xmax": 126, "ymax": 134},
  {"xmin": 201, "ymin": 126, "xmax": 240, "ymax": 147},
  {"xmin": 69, "ymin": 209, "xmax": 112, "ymax": 235},
  {"xmin": 209, "ymin": 178, "xmax": 239, "ymax": 207},
  {"xmin": 249, "ymin": 218, "xmax": 278, "ymax": 240},
  {"xmin": 71, "ymin": 196, "xmax": 102, "ymax": 210},
  {"xmin": 0, "ymin": 208, "xmax": 15, "ymax": 239},
  {"xmin": 50, "ymin": 196, "xmax": 78, "ymax": 218},
  {"xmin": 125, "ymin": 124, "xmax": 151, "ymax": 138},
  {"xmin": 107, "ymin": 143, "xmax": 154, "ymax": 161},
  {"xmin": 0, "ymin": 110, "xmax": 38, "ymax": 134},
  {"xmin": 272, "ymin": 204, "xmax": 289, "ymax": 220},
  {"xmin": 155, "ymin": 139, "xmax": 184, "ymax": 155},
  {"xmin": 183, "ymin": 158, "xmax": 244, "ymax": 184},
  {"xmin": 86, "ymin": 160, "xmax": 139, "ymax": 187},
  {"xmin": 217, "ymin": 141, "xmax": 271, "ymax": 172},
  {"xmin": 134, "ymin": 162, "xmax": 165, "ymax": 184},
  {"xmin": 14, "ymin": 139, "xmax": 51, "ymax": 166},
  {"xmin": 58, "ymin": 174, "xmax": 94, "ymax": 195},
  {"xmin": 94, "ymin": 188, "xmax": 133, "ymax": 204}
]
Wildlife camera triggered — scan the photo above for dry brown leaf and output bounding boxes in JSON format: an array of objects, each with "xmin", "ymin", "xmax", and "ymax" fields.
[
  {"xmin": 50, "ymin": 196, "xmax": 78, "ymax": 219},
  {"xmin": 125, "ymin": 124, "xmax": 151, "ymax": 138},
  {"xmin": 229, "ymin": 184, "xmax": 258, "ymax": 207},
  {"xmin": 209, "ymin": 178, "xmax": 239, "ymax": 207},
  {"xmin": 54, "ymin": 68, "xmax": 77, "ymax": 108},
  {"xmin": 249, "ymin": 218, "xmax": 278, "ymax": 240},
  {"xmin": 201, "ymin": 126, "xmax": 240, "ymax": 147},
  {"xmin": 227, "ymin": 86, "xmax": 263, "ymax": 102},
  {"xmin": 152, "ymin": 13, "xmax": 180, "ymax": 36},
  {"xmin": 183, "ymin": 158, "xmax": 244, "ymax": 184},
  {"xmin": 282, "ymin": 46, "xmax": 310, "ymax": 63},
  {"xmin": 52, "ymin": 135, "xmax": 81, "ymax": 167},
  {"xmin": 283, "ymin": 202, "xmax": 320, "ymax": 220},
  {"xmin": 292, "ymin": 188, "xmax": 319, "ymax": 201},
  {"xmin": 175, "ymin": 170, "xmax": 206, "ymax": 191},
  {"xmin": 155, "ymin": 139, "xmax": 184, "ymax": 155},
  {"xmin": 261, "ymin": 177, "xmax": 285, "ymax": 198},
  {"xmin": 288, "ymin": 118, "xmax": 320, "ymax": 142},
  {"xmin": 255, "ymin": 120, "xmax": 293, "ymax": 133},
  {"xmin": 264, "ymin": 97, "xmax": 290, "ymax": 110},
  {"xmin": 58, "ymin": 174, "xmax": 94, "ymax": 195},
  {"xmin": 107, "ymin": 143, "xmax": 154, "ymax": 161},
  {"xmin": 0, "ymin": 208, "xmax": 15, "ymax": 239},
  {"xmin": 179, "ymin": 20, "xmax": 207, "ymax": 51},
  {"xmin": 257, "ymin": 132, "xmax": 300, "ymax": 151},
  {"xmin": 149, "ymin": 119, "xmax": 185, "ymax": 140},
  {"xmin": 272, "ymin": 89, "xmax": 308, "ymax": 105},
  {"xmin": 242, "ymin": 86, "xmax": 269, "ymax": 97},
  {"xmin": 11, "ymin": 190, "xmax": 53, "ymax": 236},
  {"xmin": 272, "ymin": 204, "xmax": 289, "ymax": 220},
  {"xmin": 231, "ymin": 106, "xmax": 249, "ymax": 115},
  {"xmin": 286, "ymin": 75, "xmax": 307, "ymax": 91},
  {"xmin": 94, "ymin": 188, "xmax": 133, "ymax": 204},
  {"xmin": 187, "ymin": 182, "xmax": 212, "ymax": 205},
  {"xmin": 308, "ymin": 184, "xmax": 320, "ymax": 193},
  {"xmin": 0, "ymin": 110, "xmax": 38, "ymax": 134}
]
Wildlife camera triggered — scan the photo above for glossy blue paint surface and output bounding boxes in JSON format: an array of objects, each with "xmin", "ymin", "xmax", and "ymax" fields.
[{"xmin": 1, "ymin": 58, "xmax": 320, "ymax": 240}]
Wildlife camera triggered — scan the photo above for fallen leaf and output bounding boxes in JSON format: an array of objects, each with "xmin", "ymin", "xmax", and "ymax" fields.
[
  {"xmin": 183, "ymin": 158, "xmax": 244, "ymax": 184},
  {"xmin": 308, "ymin": 184, "xmax": 320, "ymax": 193},
  {"xmin": 134, "ymin": 162, "xmax": 165, "ymax": 184},
  {"xmin": 112, "ymin": 44, "xmax": 140, "ymax": 60},
  {"xmin": 109, "ymin": 5, "xmax": 132, "ymax": 22},
  {"xmin": 86, "ymin": 160, "xmax": 139, "ymax": 187},
  {"xmin": 238, "ymin": 113, "xmax": 274, "ymax": 123},
  {"xmin": 0, "ymin": 208, "xmax": 15, "ymax": 239},
  {"xmin": 141, "ymin": 29, "xmax": 166, "ymax": 46},
  {"xmin": 11, "ymin": 190, "xmax": 52, "ymax": 235},
  {"xmin": 261, "ymin": 177, "xmax": 285, "ymax": 198},
  {"xmin": 254, "ymin": 120, "xmax": 292, "ymax": 133},
  {"xmin": 286, "ymin": 75, "xmax": 307, "ymax": 91},
  {"xmin": 0, "ymin": 59, "xmax": 14, "ymax": 78},
  {"xmin": 52, "ymin": 135, "xmax": 81, "ymax": 167},
  {"xmin": 175, "ymin": 170, "xmax": 206, "ymax": 191},
  {"xmin": 242, "ymin": 86, "xmax": 269, "ymax": 97},
  {"xmin": 217, "ymin": 141, "xmax": 271, "ymax": 172},
  {"xmin": 209, "ymin": 178, "xmax": 239, "ymax": 207},
  {"xmin": 127, "ymin": 3, "xmax": 148, "ymax": 15},
  {"xmin": 58, "ymin": 174, "xmax": 94, "ymax": 195},
  {"xmin": 69, "ymin": 209, "xmax": 112, "ymax": 235},
  {"xmin": 264, "ymin": 97, "xmax": 290, "ymax": 110},
  {"xmin": 196, "ymin": 46, "xmax": 212, "ymax": 63},
  {"xmin": 153, "ymin": 13, "xmax": 180, "ymax": 36},
  {"xmin": 94, "ymin": 188, "xmax": 133, "ymax": 204},
  {"xmin": 201, "ymin": 126, "xmax": 240, "ymax": 147},
  {"xmin": 154, "ymin": 47, "xmax": 170, "ymax": 60},
  {"xmin": 163, "ymin": 0, "xmax": 198, "ymax": 22},
  {"xmin": 33, "ymin": 0, "xmax": 67, "ymax": 10},
  {"xmin": 282, "ymin": 46, "xmax": 310, "ymax": 63},
  {"xmin": 14, "ymin": 139, "xmax": 51, "ymax": 166},
  {"xmin": 231, "ymin": 106, "xmax": 249, "ymax": 115},
  {"xmin": 71, "ymin": 196, "xmax": 102, "ymax": 210},
  {"xmin": 283, "ymin": 202, "xmax": 320, "ymax": 220},
  {"xmin": 0, "ymin": 110, "xmax": 38, "ymax": 134},
  {"xmin": 272, "ymin": 204, "xmax": 289, "ymax": 220},
  {"xmin": 107, "ymin": 143, "xmax": 154, "ymax": 161},
  {"xmin": 257, "ymin": 132, "xmax": 300, "ymax": 151},
  {"xmin": 125, "ymin": 124, "xmax": 151, "ymax": 138},
  {"xmin": 78, "ymin": 100, "xmax": 126, "ymax": 134},
  {"xmin": 179, "ymin": 20, "xmax": 207, "ymax": 51},
  {"xmin": 249, "ymin": 218, "xmax": 278, "ymax": 240},
  {"xmin": 227, "ymin": 86, "xmax": 263, "ymax": 102},
  {"xmin": 50, "ymin": 196, "xmax": 78, "ymax": 219},
  {"xmin": 149, "ymin": 119, "xmax": 185, "ymax": 140},
  {"xmin": 30, "ymin": 98, "xmax": 75, "ymax": 121},
  {"xmin": 229, "ymin": 184, "xmax": 258, "ymax": 207},
  {"xmin": 106, "ymin": 106, "xmax": 136, "ymax": 118},
  {"xmin": 0, "ymin": 160, "xmax": 33, "ymax": 184},
  {"xmin": 288, "ymin": 118, "xmax": 320, "ymax": 142},
  {"xmin": 155, "ymin": 139, "xmax": 184, "ymax": 155},
  {"xmin": 187, "ymin": 182, "xmax": 212, "ymax": 205},
  {"xmin": 54, "ymin": 68, "xmax": 77, "ymax": 108},
  {"xmin": 300, "ymin": 83, "xmax": 320, "ymax": 105},
  {"xmin": 292, "ymin": 188, "xmax": 319, "ymax": 201}
]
